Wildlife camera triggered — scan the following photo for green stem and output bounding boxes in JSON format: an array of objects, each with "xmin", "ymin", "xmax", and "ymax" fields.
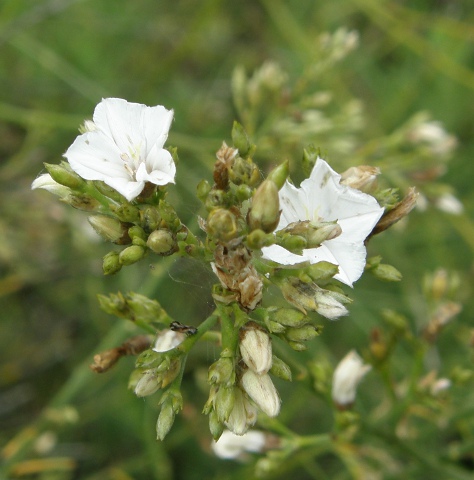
[{"xmin": 176, "ymin": 311, "xmax": 220, "ymax": 355}]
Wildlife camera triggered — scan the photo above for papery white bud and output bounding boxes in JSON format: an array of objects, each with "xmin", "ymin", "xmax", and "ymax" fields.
[
  {"xmin": 240, "ymin": 325, "xmax": 272, "ymax": 374},
  {"xmin": 224, "ymin": 387, "xmax": 258, "ymax": 435},
  {"xmin": 134, "ymin": 369, "xmax": 161, "ymax": 397},
  {"xmin": 153, "ymin": 330, "xmax": 186, "ymax": 353},
  {"xmin": 241, "ymin": 371, "xmax": 281, "ymax": 417},
  {"xmin": 332, "ymin": 350, "xmax": 371, "ymax": 408},
  {"xmin": 31, "ymin": 173, "xmax": 71, "ymax": 198},
  {"xmin": 313, "ymin": 288, "xmax": 350, "ymax": 320},
  {"xmin": 340, "ymin": 165, "xmax": 380, "ymax": 192},
  {"xmin": 211, "ymin": 429, "xmax": 267, "ymax": 460}
]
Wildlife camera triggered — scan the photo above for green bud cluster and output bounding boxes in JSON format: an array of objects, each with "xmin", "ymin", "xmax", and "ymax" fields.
[
  {"xmin": 97, "ymin": 292, "xmax": 173, "ymax": 328},
  {"xmin": 264, "ymin": 306, "xmax": 321, "ymax": 351}
]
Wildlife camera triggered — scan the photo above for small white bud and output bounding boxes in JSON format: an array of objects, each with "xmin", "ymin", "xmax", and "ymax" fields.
[
  {"xmin": 340, "ymin": 165, "xmax": 380, "ymax": 192},
  {"xmin": 240, "ymin": 325, "xmax": 272, "ymax": 374},
  {"xmin": 211, "ymin": 429, "xmax": 267, "ymax": 460},
  {"xmin": 332, "ymin": 350, "xmax": 371, "ymax": 408},
  {"xmin": 134, "ymin": 369, "xmax": 161, "ymax": 397},
  {"xmin": 224, "ymin": 388, "xmax": 258, "ymax": 435},
  {"xmin": 153, "ymin": 330, "xmax": 185, "ymax": 353},
  {"xmin": 241, "ymin": 371, "xmax": 281, "ymax": 417}
]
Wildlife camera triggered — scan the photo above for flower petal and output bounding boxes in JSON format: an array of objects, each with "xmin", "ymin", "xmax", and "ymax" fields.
[
  {"xmin": 262, "ymin": 157, "xmax": 384, "ymax": 287},
  {"xmin": 65, "ymin": 133, "xmax": 129, "ymax": 181}
]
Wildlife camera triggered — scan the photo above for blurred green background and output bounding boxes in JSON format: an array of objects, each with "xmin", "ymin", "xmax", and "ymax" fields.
[{"xmin": 1, "ymin": 0, "xmax": 473, "ymax": 479}]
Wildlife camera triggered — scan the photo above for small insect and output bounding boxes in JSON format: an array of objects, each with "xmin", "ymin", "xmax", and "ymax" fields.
[{"xmin": 170, "ymin": 321, "xmax": 198, "ymax": 336}]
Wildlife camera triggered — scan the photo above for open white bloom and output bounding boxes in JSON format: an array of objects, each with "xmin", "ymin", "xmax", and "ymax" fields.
[
  {"xmin": 64, "ymin": 98, "xmax": 175, "ymax": 201},
  {"xmin": 211, "ymin": 430, "xmax": 267, "ymax": 460},
  {"xmin": 332, "ymin": 350, "xmax": 371, "ymax": 407},
  {"xmin": 261, "ymin": 158, "xmax": 384, "ymax": 286}
]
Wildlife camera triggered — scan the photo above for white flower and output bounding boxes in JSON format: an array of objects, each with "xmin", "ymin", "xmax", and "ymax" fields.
[
  {"xmin": 261, "ymin": 158, "xmax": 384, "ymax": 286},
  {"xmin": 211, "ymin": 430, "xmax": 267, "ymax": 460},
  {"xmin": 64, "ymin": 98, "xmax": 175, "ymax": 201},
  {"xmin": 332, "ymin": 350, "xmax": 371, "ymax": 407}
]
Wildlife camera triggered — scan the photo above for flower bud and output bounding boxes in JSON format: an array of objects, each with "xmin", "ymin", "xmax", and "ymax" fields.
[
  {"xmin": 207, "ymin": 208, "xmax": 238, "ymax": 242},
  {"xmin": 282, "ymin": 220, "xmax": 342, "ymax": 248},
  {"xmin": 266, "ymin": 160, "xmax": 289, "ymax": 190},
  {"xmin": 102, "ymin": 251, "xmax": 122, "ymax": 275},
  {"xmin": 229, "ymin": 156, "xmax": 260, "ymax": 187},
  {"xmin": 215, "ymin": 385, "xmax": 236, "ymax": 423},
  {"xmin": 246, "ymin": 229, "xmax": 275, "ymax": 249},
  {"xmin": 370, "ymin": 263, "xmax": 402, "ymax": 282},
  {"xmin": 128, "ymin": 225, "xmax": 146, "ymax": 241},
  {"xmin": 269, "ymin": 355, "xmax": 292, "ymax": 382},
  {"xmin": 224, "ymin": 387, "xmax": 258, "ymax": 435},
  {"xmin": 313, "ymin": 288, "xmax": 351, "ymax": 320},
  {"xmin": 277, "ymin": 234, "xmax": 307, "ymax": 254},
  {"xmin": 134, "ymin": 369, "xmax": 161, "ymax": 397},
  {"xmin": 248, "ymin": 180, "xmax": 281, "ymax": 233},
  {"xmin": 239, "ymin": 323, "xmax": 272, "ymax": 375},
  {"xmin": 68, "ymin": 194, "xmax": 102, "ymax": 212},
  {"xmin": 287, "ymin": 341, "xmax": 307, "ymax": 352},
  {"xmin": 270, "ymin": 308, "xmax": 307, "ymax": 328},
  {"xmin": 279, "ymin": 278, "xmax": 350, "ymax": 319},
  {"xmin": 304, "ymin": 261, "xmax": 339, "ymax": 282},
  {"xmin": 147, "ymin": 230, "xmax": 177, "ymax": 255},
  {"xmin": 115, "ymin": 204, "xmax": 140, "ymax": 223},
  {"xmin": 340, "ymin": 165, "xmax": 380, "ymax": 192},
  {"xmin": 208, "ymin": 357, "xmax": 235, "ymax": 385},
  {"xmin": 44, "ymin": 162, "xmax": 85, "ymax": 190},
  {"xmin": 156, "ymin": 390, "xmax": 183, "ymax": 440},
  {"xmin": 232, "ymin": 121, "xmax": 253, "ymax": 158},
  {"xmin": 196, "ymin": 179, "xmax": 212, "ymax": 202},
  {"xmin": 158, "ymin": 200, "xmax": 181, "ymax": 231},
  {"xmin": 241, "ymin": 371, "xmax": 281, "ymax": 417},
  {"xmin": 88, "ymin": 215, "xmax": 131, "ymax": 244},
  {"xmin": 140, "ymin": 206, "xmax": 161, "ymax": 231},
  {"xmin": 212, "ymin": 430, "xmax": 267, "ymax": 460},
  {"xmin": 235, "ymin": 184, "xmax": 253, "ymax": 202},
  {"xmin": 332, "ymin": 350, "xmax": 371, "ymax": 409},
  {"xmin": 119, "ymin": 245, "xmax": 146, "ymax": 265},
  {"xmin": 31, "ymin": 173, "xmax": 71, "ymax": 198},
  {"xmin": 156, "ymin": 402, "xmax": 175, "ymax": 441},
  {"xmin": 208, "ymin": 409, "xmax": 225, "ymax": 440},
  {"xmin": 284, "ymin": 324, "xmax": 321, "ymax": 342}
]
